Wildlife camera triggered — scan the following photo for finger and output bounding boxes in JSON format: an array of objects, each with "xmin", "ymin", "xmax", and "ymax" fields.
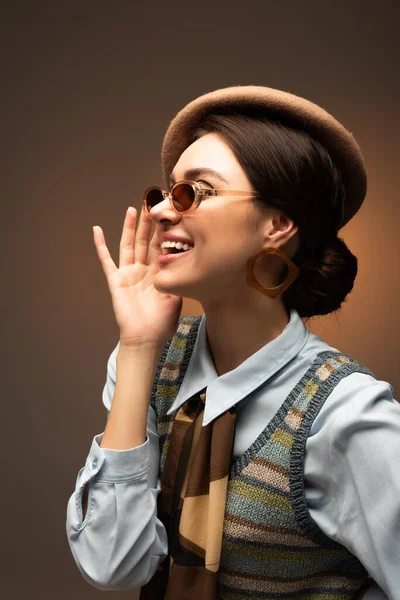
[
  {"xmin": 93, "ymin": 226, "xmax": 118, "ymax": 280},
  {"xmin": 148, "ymin": 225, "xmax": 161, "ymax": 268},
  {"xmin": 119, "ymin": 207, "xmax": 137, "ymax": 268},
  {"xmin": 134, "ymin": 204, "xmax": 154, "ymax": 265}
]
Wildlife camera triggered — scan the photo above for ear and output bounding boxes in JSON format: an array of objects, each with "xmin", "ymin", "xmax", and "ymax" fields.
[{"xmin": 264, "ymin": 212, "xmax": 299, "ymax": 247}]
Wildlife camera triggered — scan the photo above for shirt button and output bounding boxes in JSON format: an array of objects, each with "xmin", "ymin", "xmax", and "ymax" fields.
[{"xmin": 91, "ymin": 457, "xmax": 98, "ymax": 469}]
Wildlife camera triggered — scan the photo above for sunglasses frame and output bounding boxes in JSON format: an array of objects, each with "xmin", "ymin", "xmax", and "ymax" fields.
[{"xmin": 142, "ymin": 179, "xmax": 261, "ymax": 218}]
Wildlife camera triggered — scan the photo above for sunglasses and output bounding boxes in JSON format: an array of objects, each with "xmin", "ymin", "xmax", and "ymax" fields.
[{"xmin": 142, "ymin": 179, "xmax": 261, "ymax": 218}]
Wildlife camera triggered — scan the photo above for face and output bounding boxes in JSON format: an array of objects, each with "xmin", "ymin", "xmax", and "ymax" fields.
[{"xmin": 149, "ymin": 132, "xmax": 278, "ymax": 304}]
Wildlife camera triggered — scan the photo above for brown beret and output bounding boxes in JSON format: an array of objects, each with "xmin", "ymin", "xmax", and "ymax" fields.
[{"xmin": 161, "ymin": 85, "xmax": 367, "ymax": 228}]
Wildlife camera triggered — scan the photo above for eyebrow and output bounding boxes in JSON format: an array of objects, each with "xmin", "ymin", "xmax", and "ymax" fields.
[{"xmin": 169, "ymin": 167, "xmax": 229, "ymax": 186}]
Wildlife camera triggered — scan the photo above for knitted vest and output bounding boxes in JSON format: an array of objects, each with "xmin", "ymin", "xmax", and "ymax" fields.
[{"xmin": 150, "ymin": 316, "xmax": 376, "ymax": 599}]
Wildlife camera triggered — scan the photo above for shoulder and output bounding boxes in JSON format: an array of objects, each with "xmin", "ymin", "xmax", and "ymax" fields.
[
  {"xmin": 298, "ymin": 330, "xmax": 398, "ymax": 434},
  {"xmin": 301, "ymin": 329, "xmax": 395, "ymax": 405},
  {"xmin": 311, "ymin": 369, "xmax": 399, "ymax": 444}
]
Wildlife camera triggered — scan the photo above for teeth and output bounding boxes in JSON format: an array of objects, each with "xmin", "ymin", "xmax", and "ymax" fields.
[{"xmin": 161, "ymin": 240, "xmax": 194, "ymax": 254}]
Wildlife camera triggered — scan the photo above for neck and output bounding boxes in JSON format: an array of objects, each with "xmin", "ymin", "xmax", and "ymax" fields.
[{"xmin": 202, "ymin": 293, "xmax": 291, "ymax": 377}]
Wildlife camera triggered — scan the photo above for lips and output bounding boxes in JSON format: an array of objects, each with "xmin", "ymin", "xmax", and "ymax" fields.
[
  {"xmin": 158, "ymin": 247, "xmax": 194, "ymax": 264},
  {"xmin": 161, "ymin": 246, "xmax": 193, "ymax": 256}
]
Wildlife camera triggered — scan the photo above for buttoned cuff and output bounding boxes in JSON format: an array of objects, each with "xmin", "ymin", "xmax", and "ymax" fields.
[{"xmin": 77, "ymin": 433, "xmax": 151, "ymax": 487}]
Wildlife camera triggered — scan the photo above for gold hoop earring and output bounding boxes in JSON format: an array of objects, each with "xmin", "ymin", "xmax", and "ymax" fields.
[{"xmin": 246, "ymin": 247, "xmax": 299, "ymax": 299}]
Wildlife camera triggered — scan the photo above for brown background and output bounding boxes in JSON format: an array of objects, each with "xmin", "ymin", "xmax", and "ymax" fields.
[{"xmin": 1, "ymin": 1, "xmax": 399, "ymax": 598}]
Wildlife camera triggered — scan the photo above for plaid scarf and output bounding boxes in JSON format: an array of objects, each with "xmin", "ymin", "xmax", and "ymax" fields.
[{"xmin": 139, "ymin": 387, "xmax": 237, "ymax": 600}]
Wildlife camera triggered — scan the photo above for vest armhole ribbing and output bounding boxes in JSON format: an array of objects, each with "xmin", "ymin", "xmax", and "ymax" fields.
[
  {"xmin": 150, "ymin": 316, "xmax": 202, "ymax": 416},
  {"xmin": 290, "ymin": 351, "xmax": 377, "ymax": 551}
]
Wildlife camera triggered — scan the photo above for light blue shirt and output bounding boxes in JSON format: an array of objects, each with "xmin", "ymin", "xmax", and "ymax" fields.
[{"xmin": 66, "ymin": 309, "xmax": 400, "ymax": 599}]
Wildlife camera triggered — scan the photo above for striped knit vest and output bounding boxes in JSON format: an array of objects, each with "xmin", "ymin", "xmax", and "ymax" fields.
[{"xmin": 150, "ymin": 316, "xmax": 376, "ymax": 599}]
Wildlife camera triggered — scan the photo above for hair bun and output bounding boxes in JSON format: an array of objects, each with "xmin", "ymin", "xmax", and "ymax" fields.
[{"xmin": 285, "ymin": 235, "xmax": 358, "ymax": 318}]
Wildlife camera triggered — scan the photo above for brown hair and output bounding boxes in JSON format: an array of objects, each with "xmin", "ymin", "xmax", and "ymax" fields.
[{"xmin": 187, "ymin": 112, "xmax": 358, "ymax": 321}]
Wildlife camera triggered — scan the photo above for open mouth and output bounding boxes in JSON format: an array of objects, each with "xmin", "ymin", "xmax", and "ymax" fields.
[
  {"xmin": 162, "ymin": 248, "xmax": 192, "ymax": 256},
  {"xmin": 159, "ymin": 246, "xmax": 194, "ymax": 263},
  {"xmin": 161, "ymin": 243, "xmax": 195, "ymax": 256}
]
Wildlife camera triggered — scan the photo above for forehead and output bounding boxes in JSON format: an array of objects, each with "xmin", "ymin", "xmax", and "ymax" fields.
[{"xmin": 170, "ymin": 132, "xmax": 245, "ymax": 184}]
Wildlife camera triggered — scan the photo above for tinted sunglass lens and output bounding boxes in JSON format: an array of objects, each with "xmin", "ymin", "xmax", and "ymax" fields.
[
  {"xmin": 171, "ymin": 183, "xmax": 195, "ymax": 212},
  {"xmin": 145, "ymin": 184, "xmax": 196, "ymax": 213},
  {"xmin": 145, "ymin": 188, "xmax": 164, "ymax": 211}
]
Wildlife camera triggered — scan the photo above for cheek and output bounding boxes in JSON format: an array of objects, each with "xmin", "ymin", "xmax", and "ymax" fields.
[
  {"xmin": 200, "ymin": 237, "xmax": 253, "ymax": 275},
  {"xmin": 195, "ymin": 206, "xmax": 259, "ymax": 259},
  {"xmin": 215, "ymin": 216, "xmax": 259, "ymax": 252}
]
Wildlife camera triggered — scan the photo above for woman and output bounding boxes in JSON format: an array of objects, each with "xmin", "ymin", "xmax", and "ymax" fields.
[{"xmin": 66, "ymin": 85, "xmax": 399, "ymax": 599}]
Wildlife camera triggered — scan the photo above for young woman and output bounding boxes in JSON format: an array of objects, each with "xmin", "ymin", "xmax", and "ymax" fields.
[{"xmin": 66, "ymin": 85, "xmax": 399, "ymax": 599}]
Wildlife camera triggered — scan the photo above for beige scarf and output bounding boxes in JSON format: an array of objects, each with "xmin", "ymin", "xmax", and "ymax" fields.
[{"xmin": 139, "ymin": 387, "xmax": 237, "ymax": 599}]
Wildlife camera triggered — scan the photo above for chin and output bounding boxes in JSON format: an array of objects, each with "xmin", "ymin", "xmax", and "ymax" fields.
[{"xmin": 154, "ymin": 274, "xmax": 182, "ymax": 293}]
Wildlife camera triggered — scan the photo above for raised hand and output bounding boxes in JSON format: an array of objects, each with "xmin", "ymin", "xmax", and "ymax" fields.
[{"xmin": 92, "ymin": 206, "xmax": 183, "ymax": 350}]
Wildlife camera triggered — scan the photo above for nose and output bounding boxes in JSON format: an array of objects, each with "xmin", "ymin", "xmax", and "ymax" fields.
[{"xmin": 148, "ymin": 192, "xmax": 182, "ymax": 224}]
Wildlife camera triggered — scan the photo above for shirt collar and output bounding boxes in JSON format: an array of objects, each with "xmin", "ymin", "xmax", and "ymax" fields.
[{"xmin": 167, "ymin": 308, "xmax": 309, "ymax": 426}]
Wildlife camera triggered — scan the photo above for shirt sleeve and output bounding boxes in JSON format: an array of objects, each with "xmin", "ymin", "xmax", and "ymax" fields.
[
  {"xmin": 65, "ymin": 342, "xmax": 169, "ymax": 590},
  {"xmin": 304, "ymin": 372, "xmax": 400, "ymax": 600}
]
